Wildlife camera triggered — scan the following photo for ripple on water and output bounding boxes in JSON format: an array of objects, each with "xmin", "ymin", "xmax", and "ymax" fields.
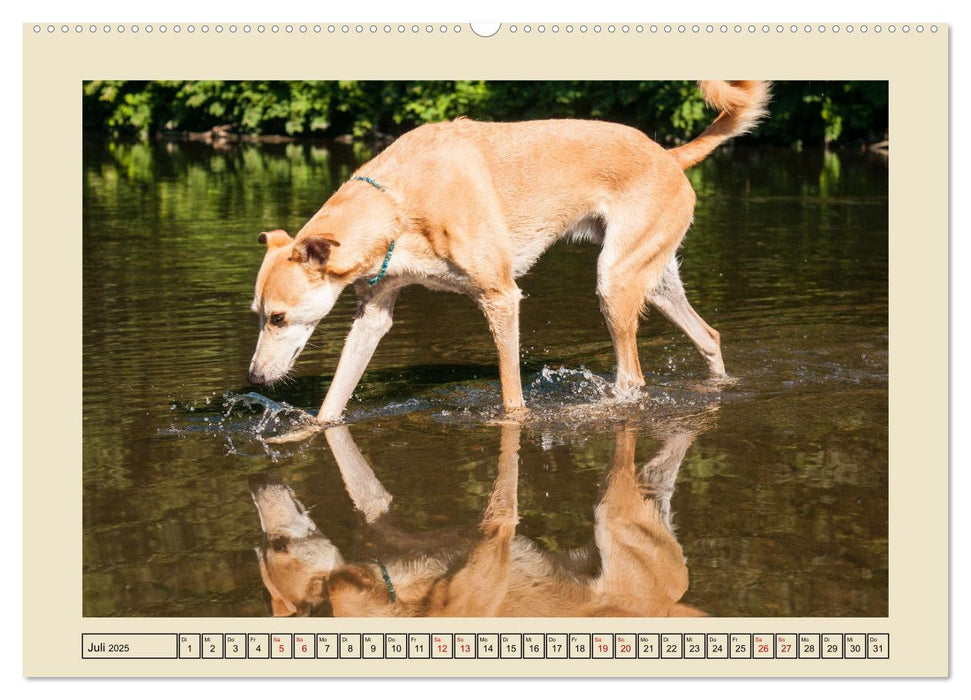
[{"xmin": 161, "ymin": 365, "xmax": 733, "ymax": 455}]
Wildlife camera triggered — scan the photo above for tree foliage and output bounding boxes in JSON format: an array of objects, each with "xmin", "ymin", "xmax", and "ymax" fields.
[{"xmin": 83, "ymin": 80, "xmax": 887, "ymax": 147}]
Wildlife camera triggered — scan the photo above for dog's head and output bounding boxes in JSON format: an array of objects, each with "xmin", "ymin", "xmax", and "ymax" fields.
[
  {"xmin": 249, "ymin": 474, "xmax": 397, "ymax": 616},
  {"xmin": 249, "ymin": 474, "xmax": 345, "ymax": 616},
  {"xmin": 247, "ymin": 229, "xmax": 344, "ymax": 385}
]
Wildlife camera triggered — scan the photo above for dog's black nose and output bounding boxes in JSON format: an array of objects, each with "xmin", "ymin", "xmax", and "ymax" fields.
[{"xmin": 248, "ymin": 369, "xmax": 265, "ymax": 385}]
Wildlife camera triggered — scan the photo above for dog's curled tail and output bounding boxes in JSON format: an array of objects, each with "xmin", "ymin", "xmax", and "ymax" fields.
[{"xmin": 668, "ymin": 81, "xmax": 771, "ymax": 170}]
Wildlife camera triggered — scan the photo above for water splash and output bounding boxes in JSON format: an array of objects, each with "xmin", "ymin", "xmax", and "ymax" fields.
[
  {"xmin": 162, "ymin": 391, "xmax": 319, "ymax": 458},
  {"xmin": 162, "ymin": 365, "xmax": 729, "ymax": 450},
  {"xmin": 421, "ymin": 365, "xmax": 728, "ymax": 432},
  {"xmin": 223, "ymin": 392, "xmax": 316, "ymax": 431},
  {"xmin": 528, "ymin": 365, "xmax": 615, "ymax": 403}
]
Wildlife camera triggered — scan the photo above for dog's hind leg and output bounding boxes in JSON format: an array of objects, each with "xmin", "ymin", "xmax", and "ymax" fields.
[
  {"xmin": 592, "ymin": 428, "xmax": 703, "ymax": 616},
  {"xmin": 648, "ymin": 259, "xmax": 727, "ymax": 379},
  {"xmin": 427, "ymin": 423, "xmax": 521, "ymax": 615},
  {"xmin": 636, "ymin": 427, "xmax": 695, "ymax": 529},
  {"xmin": 317, "ymin": 284, "xmax": 400, "ymax": 423},
  {"xmin": 597, "ymin": 224, "xmax": 685, "ymax": 395},
  {"xmin": 597, "ymin": 174, "xmax": 697, "ymax": 395},
  {"xmin": 597, "ymin": 272, "xmax": 647, "ymax": 394},
  {"xmin": 478, "ymin": 285, "xmax": 526, "ymax": 415}
]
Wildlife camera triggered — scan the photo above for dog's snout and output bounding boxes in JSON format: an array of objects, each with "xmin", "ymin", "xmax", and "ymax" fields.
[{"xmin": 248, "ymin": 369, "xmax": 266, "ymax": 385}]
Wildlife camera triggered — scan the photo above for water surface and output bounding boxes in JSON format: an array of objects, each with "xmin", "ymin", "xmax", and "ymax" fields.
[{"xmin": 83, "ymin": 138, "xmax": 888, "ymax": 617}]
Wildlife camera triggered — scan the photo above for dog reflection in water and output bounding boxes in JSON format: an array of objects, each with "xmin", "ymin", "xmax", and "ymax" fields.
[{"xmin": 250, "ymin": 424, "xmax": 705, "ymax": 617}]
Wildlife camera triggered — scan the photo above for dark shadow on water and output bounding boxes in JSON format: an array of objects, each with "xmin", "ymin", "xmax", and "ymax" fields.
[{"xmin": 231, "ymin": 362, "xmax": 507, "ymax": 409}]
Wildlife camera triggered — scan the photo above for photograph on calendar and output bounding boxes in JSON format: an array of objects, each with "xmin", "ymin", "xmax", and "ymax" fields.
[{"xmin": 82, "ymin": 80, "xmax": 888, "ymax": 618}]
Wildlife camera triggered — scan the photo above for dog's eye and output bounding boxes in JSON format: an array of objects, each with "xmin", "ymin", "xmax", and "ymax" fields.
[{"xmin": 269, "ymin": 312, "xmax": 286, "ymax": 327}]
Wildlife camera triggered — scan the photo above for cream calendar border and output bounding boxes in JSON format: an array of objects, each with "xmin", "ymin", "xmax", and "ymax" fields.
[{"xmin": 22, "ymin": 23, "xmax": 948, "ymax": 677}]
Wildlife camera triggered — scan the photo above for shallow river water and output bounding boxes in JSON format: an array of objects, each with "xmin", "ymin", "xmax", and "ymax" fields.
[{"xmin": 82, "ymin": 137, "xmax": 887, "ymax": 617}]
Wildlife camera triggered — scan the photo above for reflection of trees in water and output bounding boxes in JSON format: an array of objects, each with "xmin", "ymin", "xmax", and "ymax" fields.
[{"xmin": 86, "ymin": 138, "xmax": 372, "ymax": 213}]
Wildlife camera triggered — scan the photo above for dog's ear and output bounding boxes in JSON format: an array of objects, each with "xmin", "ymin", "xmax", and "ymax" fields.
[
  {"xmin": 291, "ymin": 235, "xmax": 341, "ymax": 267},
  {"xmin": 326, "ymin": 565, "xmax": 380, "ymax": 595},
  {"xmin": 255, "ymin": 550, "xmax": 299, "ymax": 617},
  {"xmin": 305, "ymin": 576, "xmax": 335, "ymax": 617},
  {"xmin": 257, "ymin": 229, "xmax": 293, "ymax": 249},
  {"xmin": 323, "ymin": 565, "xmax": 389, "ymax": 615}
]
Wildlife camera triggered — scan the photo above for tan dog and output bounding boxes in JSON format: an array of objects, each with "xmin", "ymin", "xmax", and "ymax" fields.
[
  {"xmin": 248, "ymin": 81, "xmax": 770, "ymax": 422},
  {"xmin": 250, "ymin": 423, "xmax": 706, "ymax": 617}
]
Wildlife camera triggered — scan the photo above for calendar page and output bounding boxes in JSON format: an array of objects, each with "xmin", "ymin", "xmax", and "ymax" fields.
[{"xmin": 21, "ymin": 20, "xmax": 947, "ymax": 677}]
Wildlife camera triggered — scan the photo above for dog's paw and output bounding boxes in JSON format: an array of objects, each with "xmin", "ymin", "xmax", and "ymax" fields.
[
  {"xmin": 264, "ymin": 423, "xmax": 326, "ymax": 444},
  {"xmin": 705, "ymin": 373, "xmax": 738, "ymax": 389},
  {"xmin": 486, "ymin": 406, "xmax": 531, "ymax": 425}
]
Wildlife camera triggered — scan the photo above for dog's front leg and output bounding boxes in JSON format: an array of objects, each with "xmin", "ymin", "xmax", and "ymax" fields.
[
  {"xmin": 317, "ymin": 285, "xmax": 400, "ymax": 423},
  {"xmin": 324, "ymin": 425, "xmax": 393, "ymax": 523}
]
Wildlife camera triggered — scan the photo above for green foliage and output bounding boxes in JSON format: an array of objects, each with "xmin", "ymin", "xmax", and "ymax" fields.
[
  {"xmin": 757, "ymin": 81, "xmax": 887, "ymax": 147},
  {"xmin": 83, "ymin": 80, "xmax": 887, "ymax": 147}
]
